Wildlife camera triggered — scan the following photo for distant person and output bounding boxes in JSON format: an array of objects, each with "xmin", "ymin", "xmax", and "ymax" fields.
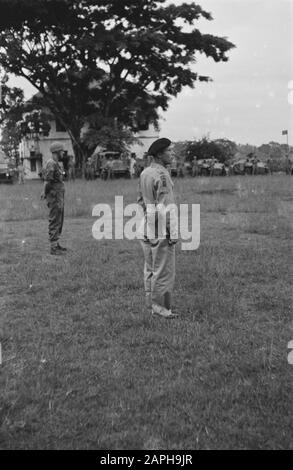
[
  {"xmin": 85, "ymin": 159, "xmax": 93, "ymax": 180},
  {"xmin": 68, "ymin": 155, "xmax": 75, "ymax": 181},
  {"xmin": 95, "ymin": 156, "xmax": 101, "ymax": 177},
  {"xmin": 252, "ymin": 156, "xmax": 258, "ymax": 175},
  {"xmin": 244, "ymin": 157, "xmax": 252, "ymax": 175},
  {"xmin": 210, "ymin": 156, "xmax": 216, "ymax": 176},
  {"xmin": 41, "ymin": 142, "xmax": 67, "ymax": 255},
  {"xmin": 192, "ymin": 157, "xmax": 199, "ymax": 177},
  {"xmin": 138, "ymin": 138, "xmax": 178, "ymax": 319},
  {"xmin": 107, "ymin": 157, "xmax": 113, "ymax": 179},
  {"xmin": 285, "ymin": 155, "xmax": 292, "ymax": 175},
  {"xmin": 266, "ymin": 157, "xmax": 273, "ymax": 175},
  {"xmin": 178, "ymin": 161, "xmax": 184, "ymax": 177},
  {"xmin": 130, "ymin": 153, "xmax": 136, "ymax": 178},
  {"xmin": 17, "ymin": 160, "xmax": 25, "ymax": 184},
  {"xmin": 89, "ymin": 158, "xmax": 95, "ymax": 180}
]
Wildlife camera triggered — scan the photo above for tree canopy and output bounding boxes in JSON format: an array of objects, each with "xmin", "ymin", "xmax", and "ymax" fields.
[
  {"xmin": 0, "ymin": 0, "xmax": 72, "ymax": 30},
  {"xmin": 0, "ymin": 76, "xmax": 52, "ymax": 160},
  {"xmin": 0, "ymin": 0, "xmax": 235, "ymax": 166},
  {"xmin": 185, "ymin": 137, "xmax": 237, "ymax": 163},
  {"xmin": 0, "ymin": 75, "xmax": 25, "ymax": 159}
]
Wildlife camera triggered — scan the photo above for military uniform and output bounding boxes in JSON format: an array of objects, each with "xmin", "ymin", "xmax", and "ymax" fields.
[
  {"xmin": 210, "ymin": 157, "xmax": 216, "ymax": 176},
  {"xmin": 68, "ymin": 157, "xmax": 75, "ymax": 181},
  {"xmin": 252, "ymin": 157, "xmax": 258, "ymax": 175},
  {"xmin": 192, "ymin": 159, "xmax": 199, "ymax": 177},
  {"xmin": 18, "ymin": 163, "xmax": 25, "ymax": 184},
  {"xmin": 43, "ymin": 158, "xmax": 65, "ymax": 249},
  {"xmin": 138, "ymin": 162, "xmax": 177, "ymax": 310}
]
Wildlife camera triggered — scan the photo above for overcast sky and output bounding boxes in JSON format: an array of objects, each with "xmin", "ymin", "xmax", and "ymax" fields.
[{"xmin": 8, "ymin": 0, "xmax": 293, "ymax": 145}]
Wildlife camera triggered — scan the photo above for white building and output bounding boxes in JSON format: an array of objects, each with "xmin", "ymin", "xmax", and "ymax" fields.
[
  {"xmin": 19, "ymin": 118, "xmax": 159, "ymax": 179},
  {"xmin": 19, "ymin": 118, "xmax": 74, "ymax": 179},
  {"xmin": 131, "ymin": 126, "xmax": 160, "ymax": 159}
]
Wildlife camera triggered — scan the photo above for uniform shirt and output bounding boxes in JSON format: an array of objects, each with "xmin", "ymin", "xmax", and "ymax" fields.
[
  {"xmin": 18, "ymin": 164, "xmax": 25, "ymax": 174},
  {"xmin": 138, "ymin": 162, "xmax": 177, "ymax": 240},
  {"xmin": 44, "ymin": 158, "xmax": 64, "ymax": 191},
  {"xmin": 130, "ymin": 158, "xmax": 136, "ymax": 175}
]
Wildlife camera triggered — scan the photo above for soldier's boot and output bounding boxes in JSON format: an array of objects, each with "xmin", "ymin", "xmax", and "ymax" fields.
[
  {"xmin": 57, "ymin": 243, "xmax": 67, "ymax": 251},
  {"xmin": 50, "ymin": 244, "xmax": 65, "ymax": 255},
  {"xmin": 151, "ymin": 303, "xmax": 178, "ymax": 319}
]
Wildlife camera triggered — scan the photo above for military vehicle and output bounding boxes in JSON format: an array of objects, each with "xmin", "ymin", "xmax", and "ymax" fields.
[
  {"xmin": 210, "ymin": 161, "xmax": 228, "ymax": 176},
  {"xmin": 134, "ymin": 156, "xmax": 148, "ymax": 177},
  {"xmin": 230, "ymin": 159, "xmax": 269, "ymax": 175},
  {"xmin": 230, "ymin": 159, "xmax": 250, "ymax": 175},
  {"xmin": 0, "ymin": 161, "xmax": 16, "ymax": 183},
  {"xmin": 184, "ymin": 161, "xmax": 193, "ymax": 176},
  {"xmin": 196, "ymin": 159, "xmax": 210, "ymax": 176},
  {"xmin": 99, "ymin": 151, "xmax": 131, "ymax": 180},
  {"xmin": 254, "ymin": 161, "xmax": 269, "ymax": 175},
  {"xmin": 169, "ymin": 156, "xmax": 178, "ymax": 177}
]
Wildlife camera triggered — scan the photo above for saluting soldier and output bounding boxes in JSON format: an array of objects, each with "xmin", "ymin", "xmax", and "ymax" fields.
[
  {"xmin": 138, "ymin": 138, "xmax": 178, "ymax": 319},
  {"xmin": 41, "ymin": 142, "xmax": 67, "ymax": 255}
]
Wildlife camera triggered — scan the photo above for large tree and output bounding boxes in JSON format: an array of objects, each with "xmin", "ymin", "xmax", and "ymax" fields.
[
  {"xmin": 0, "ymin": 76, "xmax": 51, "ymax": 161},
  {"xmin": 0, "ymin": 0, "xmax": 235, "ymax": 167},
  {"xmin": 0, "ymin": 75, "xmax": 25, "ymax": 159},
  {"xmin": 0, "ymin": 0, "xmax": 72, "ymax": 29}
]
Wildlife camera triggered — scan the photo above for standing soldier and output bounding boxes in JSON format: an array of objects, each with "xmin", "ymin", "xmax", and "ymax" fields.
[
  {"xmin": 210, "ymin": 155, "xmax": 216, "ymax": 176},
  {"xmin": 244, "ymin": 156, "xmax": 252, "ymax": 175},
  {"xmin": 41, "ymin": 142, "xmax": 67, "ymax": 255},
  {"xmin": 285, "ymin": 155, "xmax": 291, "ymax": 175},
  {"xmin": 17, "ymin": 159, "xmax": 25, "ymax": 184},
  {"xmin": 266, "ymin": 157, "xmax": 273, "ymax": 175},
  {"xmin": 192, "ymin": 157, "xmax": 199, "ymax": 177},
  {"xmin": 130, "ymin": 153, "xmax": 136, "ymax": 178},
  {"xmin": 88, "ymin": 158, "xmax": 95, "ymax": 180},
  {"xmin": 138, "ymin": 138, "xmax": 178, "ymax": 319},
  {"xmin": 85, "ymin": 158, "xmax": 91, "ymax": 180},
  {"xmin": 105, "ymin": 156, "xmax": 113, "ymax": 180},
  {"xmin": 68, "ymin": 155, "xmax": 75, "ymax": 181},
  {"xmin": 252, "ymin": 155, "xmax": 258, "ymax": 175}
]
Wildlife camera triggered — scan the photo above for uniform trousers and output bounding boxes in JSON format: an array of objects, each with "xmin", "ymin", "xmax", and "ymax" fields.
[
  {"xmin": 46, "ymin": 188, "xmax": 65, "ymax": 247},
  {"xmin": 141, "ymin": 238, "xmax": 175, "ymax": 309}
]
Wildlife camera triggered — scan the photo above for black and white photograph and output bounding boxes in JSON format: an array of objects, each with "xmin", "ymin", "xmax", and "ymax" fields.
[{"xmin": 0, "ymin": 0, "xmax": 292, "ymax": 452}]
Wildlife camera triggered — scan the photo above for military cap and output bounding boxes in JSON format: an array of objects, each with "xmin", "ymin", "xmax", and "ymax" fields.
[
  {"xmin": 148, "ymin": 138, "xmax": 171, "ymax": 157},
  {"xmin": 50, "ymin": 142, "xmax": 65, "ymax": 154}
]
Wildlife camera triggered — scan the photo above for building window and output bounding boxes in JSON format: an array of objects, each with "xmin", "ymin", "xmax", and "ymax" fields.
[
  {"xmin": 56, "ymin": 119, "xmax": 66, "ymax": 132},
  {"xmin": 30, "ymin": 159, "xmax": 37, "ymax": 172}
]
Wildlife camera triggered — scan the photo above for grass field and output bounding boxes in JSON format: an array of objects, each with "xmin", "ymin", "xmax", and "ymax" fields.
[{"xmin": 0, "ymin": 175, "xmax": 293, "ymax": 450}]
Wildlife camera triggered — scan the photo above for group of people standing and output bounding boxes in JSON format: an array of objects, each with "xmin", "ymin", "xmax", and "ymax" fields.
[{"xmin": 41, "ymin": 138, "xmax": 179, "ymax": 319}]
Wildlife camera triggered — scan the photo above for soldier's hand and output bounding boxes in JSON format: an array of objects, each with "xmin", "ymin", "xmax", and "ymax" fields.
[{"xmin": 40, "ymin": 192, "xmax": 46, "ymax": 200}]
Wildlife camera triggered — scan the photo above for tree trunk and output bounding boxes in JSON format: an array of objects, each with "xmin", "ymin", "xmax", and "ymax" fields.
[{"xmin": 70, "ymin": 132, "xmax": 88, "ymax": 178}]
